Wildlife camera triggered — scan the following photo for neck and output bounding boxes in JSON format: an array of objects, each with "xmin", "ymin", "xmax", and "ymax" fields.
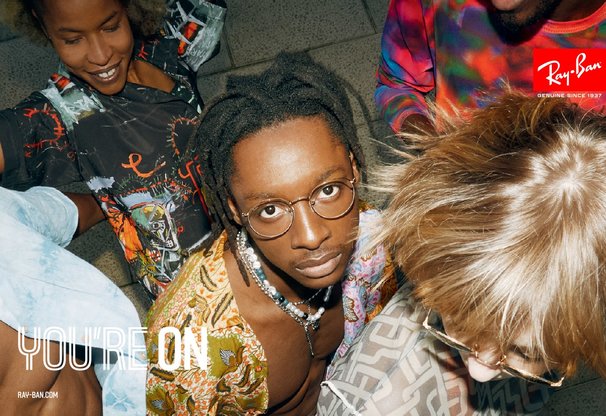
[
  {"xmin": 550, "ymin": 0, "xmax": 604, "ymax": 21},
  {"xmin": 127, "ymin": 59, "xmax": 175, "ymax": 93}
]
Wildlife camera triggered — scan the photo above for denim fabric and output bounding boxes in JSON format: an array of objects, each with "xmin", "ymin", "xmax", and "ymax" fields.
[{"xmin": 0, "ymin": 186, "xmax": 146, "ymax": 416}]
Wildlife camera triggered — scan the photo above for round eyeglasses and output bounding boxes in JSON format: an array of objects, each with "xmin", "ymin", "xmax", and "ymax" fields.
[
  {"xmin": 422, "ymin": 310, "xmax": 564, "ymax": 387},
  {"xmin": 240, "ymin": 177, "xmax": 357, "ymax": 239}
]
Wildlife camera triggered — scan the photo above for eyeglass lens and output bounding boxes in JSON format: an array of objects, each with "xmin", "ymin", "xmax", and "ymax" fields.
[
  {"xmin": 247, "ymin": 179, "xmax": 355, "ymax": 238},
  {"xmin": 423, "ymin": 311, "xmax": 563, "ymax": 387}
]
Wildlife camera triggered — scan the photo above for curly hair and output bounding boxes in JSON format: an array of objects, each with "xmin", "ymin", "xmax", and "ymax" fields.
[
  {"xmin": 0, "ymin": 0, "xmax": 165, "ymax": 44},
  {"xmin": 373, "ymin": 91, "xmax": 606, "ymax": 379},
  {"xmin": 193, "ymin": 51, "xmax": 365, "ymax": 283}
]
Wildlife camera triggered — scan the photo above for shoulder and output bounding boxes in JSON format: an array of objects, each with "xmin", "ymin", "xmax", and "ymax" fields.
[
  {"xmin": 146, "ymin": 233, "xmax": 240, "ymax": 333},
  {"xmin": 146, "ymin": 232, "xmax": 269, "ymax": 414},
  {"xmin": 0, "ymin": 90, "xmax": 52, "ymax": 116}
]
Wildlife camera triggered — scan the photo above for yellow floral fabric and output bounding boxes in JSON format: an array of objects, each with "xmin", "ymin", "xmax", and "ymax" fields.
[{"xmin": 146, "ymin": 233, "xmax": 268, "ymax": 415}]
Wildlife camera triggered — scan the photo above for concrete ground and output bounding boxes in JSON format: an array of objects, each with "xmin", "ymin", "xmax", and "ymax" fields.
[{"xmin": 0, "ymin": 1, "xmax": 604, "ymax": 414}]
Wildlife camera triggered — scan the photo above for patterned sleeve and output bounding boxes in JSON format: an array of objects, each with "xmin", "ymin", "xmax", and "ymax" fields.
[
  {"xmin": 0, "ymin": 92, "xmax": 82, "ymax": 190},
  {"xmin": 162, "ymin": 0, "xmax": 227, "ymax": 72},
  {"xmin": 375, "ymin": 0, "xmax": 436, "ymax": 132}
]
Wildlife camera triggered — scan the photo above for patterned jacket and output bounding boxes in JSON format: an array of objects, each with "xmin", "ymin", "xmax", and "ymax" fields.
[{"xmin": 146, "ymin": 209, "xmax": 399, "ymax": 415}]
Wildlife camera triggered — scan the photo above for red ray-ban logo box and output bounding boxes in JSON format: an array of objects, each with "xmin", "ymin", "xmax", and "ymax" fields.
[{"xmin": 533, "ymin": 48, "xmax": 606, "ymax": 92}]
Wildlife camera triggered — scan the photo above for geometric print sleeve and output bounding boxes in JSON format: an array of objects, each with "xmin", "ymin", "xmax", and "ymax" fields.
[
  {"xmin": 318, "ymin": 285, "xmax": 552, "ymax": 415},
  {"xmin": 375, "ymin": 0, "xmax": 436, "ymax": 132}
]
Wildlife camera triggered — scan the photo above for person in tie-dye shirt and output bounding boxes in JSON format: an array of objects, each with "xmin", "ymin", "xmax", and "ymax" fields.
[{"xmin": 376, "ymin": 0, "xmax": 606, "ymax": 132}]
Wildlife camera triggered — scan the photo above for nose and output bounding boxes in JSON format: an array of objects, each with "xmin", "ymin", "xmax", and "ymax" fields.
[
  {"xmin": 289, "ymin": 202, "xmax": 330, "ymax": 250},
  {"xmin": 466, "ymin": 351, "xmax": 505, "ymax": 383},
  {"xmin": 87, "ymin": 34, "xmax": 112, "ymax": 66}
]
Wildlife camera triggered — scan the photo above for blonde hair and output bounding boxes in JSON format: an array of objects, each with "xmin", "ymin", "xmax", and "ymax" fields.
[
  {"xmin": 0, "ymin": 0, "xmax": 165, "ymax": 45},
  {"xmin": 375, "ymin": 91, "xmax": 606, "ymax": 377}
]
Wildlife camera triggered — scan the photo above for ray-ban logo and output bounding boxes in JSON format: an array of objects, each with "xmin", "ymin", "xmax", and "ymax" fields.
[{"xmin": 533, "ymin": 49, "xmax": 606, "ymax": 92}]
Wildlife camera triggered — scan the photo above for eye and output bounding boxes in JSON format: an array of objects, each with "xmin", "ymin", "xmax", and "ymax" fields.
[
  {"xmin": 103, "ymin": 24, "xmax": 121, "ymax": 33},
  {"xmin": 509, "ymin": 346, "xmax": 541, "ymax": 364},
  {"xmin": 63, "ymin": 37, "xmax": 82, "ymax": 45},
  {"xmin": 257, "ymin": 204, "xmax": 287, "ymax": 220},
  {"xmin": 317, "ymin": 183, "xmax": 341, "ymax": 200}
]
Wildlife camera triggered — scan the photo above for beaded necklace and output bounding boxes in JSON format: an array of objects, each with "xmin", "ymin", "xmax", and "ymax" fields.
[{"xmin": 236, "ymin": 229, "xmax": 333, "ymax": 357}]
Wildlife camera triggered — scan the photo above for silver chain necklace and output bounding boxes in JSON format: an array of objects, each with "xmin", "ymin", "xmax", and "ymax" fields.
[{"xmin": 236, "ymin": 229, "xmax": 333, "ymax": 357}]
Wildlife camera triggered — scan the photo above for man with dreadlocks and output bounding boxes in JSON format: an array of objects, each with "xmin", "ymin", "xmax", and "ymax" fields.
[{"xmin": 145, "ymin": 52, "xmax": 399, "ymax": 415}]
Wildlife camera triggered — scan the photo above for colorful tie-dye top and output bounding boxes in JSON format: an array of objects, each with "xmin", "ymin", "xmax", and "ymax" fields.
[
  {"xmin": 145, "ymin": 209, "xmax": 398, "ymax": 415},
  {"xmin": 376, "ymin": 0, "xmax": 606, "ymax": 131}
]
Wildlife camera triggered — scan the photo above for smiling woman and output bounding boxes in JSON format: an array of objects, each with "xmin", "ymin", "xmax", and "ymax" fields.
[
  {"xmin": 0, "ymin": 0, "xmax": 226, "ymax": 297},
  {"xmin": 38, "ymin": 0, "xmax": 138, "ymax": 95}
]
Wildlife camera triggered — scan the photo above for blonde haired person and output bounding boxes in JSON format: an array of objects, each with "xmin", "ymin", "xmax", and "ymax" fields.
[{"xmin": 317, "ymin": 92, "xmax": 606, "ymax": 415}]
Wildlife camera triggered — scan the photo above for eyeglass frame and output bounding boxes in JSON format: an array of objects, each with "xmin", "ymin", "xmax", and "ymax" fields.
[
  {"xmin": 422, "ymin": 309, "xmax": 564, "ymax": 387},
  {"xmin": 239, "ymin": 177, "xmax": 357, "ymax": 239}
]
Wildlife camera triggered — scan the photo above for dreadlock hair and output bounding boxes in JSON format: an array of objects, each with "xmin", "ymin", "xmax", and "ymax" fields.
[
  {"xmin": 195, "ymin": 51, "xmax": 366, "ymax": 284},
  {"xmin": 0, "ymin": 0, "xmax": 165, "ymax": 45}
]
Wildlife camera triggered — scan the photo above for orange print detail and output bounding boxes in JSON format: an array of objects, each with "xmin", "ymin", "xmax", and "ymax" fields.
[
  {"xmin": 177, "ymin": 22, "xmax": 200, "ymax": 56},
  {"xmin": 179, "ymin": 160, "xmax": 209, "ymax": 215},
  {"xmin": 136, "ymin": 43, "xmax": 149, "ymax": 60},
  {"xmin": 121, "ymin": 153, "xmax": 166, "ymax": 178},
  {"xmin": 23, "ymin": 105, "xmax": 68, "ymax": 156},
  {"xmin": 168, "ymin": 116, "xmax": 198, "ymax": 156}
]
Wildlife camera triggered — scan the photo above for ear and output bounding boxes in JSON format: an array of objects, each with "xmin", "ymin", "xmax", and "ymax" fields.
[
  {"xmin": 227, "ymin": 197, "xmax": 242, "ymax": 226},
  {"xmin": 349, "ymin": 152, "xmax": 361, "ymax": 183}
]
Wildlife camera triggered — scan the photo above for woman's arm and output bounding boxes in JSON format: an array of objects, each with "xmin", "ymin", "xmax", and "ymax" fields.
[{"xmin": 63, "ymin": 192, "xmax": 106, "ymax": 237}]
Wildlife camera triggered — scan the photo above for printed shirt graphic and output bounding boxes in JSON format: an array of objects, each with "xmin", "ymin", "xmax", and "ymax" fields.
[
  {"xmin": 317, "ymin": 284, "xmax": 552, "ymax": 415},
  {"xmin": 377, "ymin": 0, "xmax": 606, "ymax": 131},
  {"xmin": 145, "ymin": 210, "xmax": 398, "ymax": 416},
  {"xmin": 0, "ymin": 186, "xmax": 146, "ymax": 416},
  {"xmin": 0, "ymin": 0, "xmax": 226, "ymax": 298}
]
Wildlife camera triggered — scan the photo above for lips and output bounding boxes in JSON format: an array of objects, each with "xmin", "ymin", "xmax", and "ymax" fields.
[
  {"xmin": 490, "ymin": 0, "xmax": 524, "ymax": 12},
  {"xmin": 295, "ymin": 251, "xmax": 343, "ymax": 279},
  {"xmin": 90, "ymin": 63, "xmax": 120, "ymax": 82}
]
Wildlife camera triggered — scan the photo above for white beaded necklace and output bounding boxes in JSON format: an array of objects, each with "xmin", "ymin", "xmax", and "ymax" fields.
[{"xmin": 236, "ymin": 230, "xmax": 333, "ymax": 357}]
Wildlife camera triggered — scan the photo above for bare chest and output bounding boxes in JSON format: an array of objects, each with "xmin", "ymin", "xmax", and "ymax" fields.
[
  {"xmin": 257, "ymin": 301, "xmax": 344, "ymax": 413},
  {"xmin": 225, "ymin": 250, "xmax": 345, "ymax": 413}
]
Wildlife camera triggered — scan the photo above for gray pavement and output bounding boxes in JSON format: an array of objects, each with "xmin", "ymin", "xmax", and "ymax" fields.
[{"xmin": 0, "ymin": 1, "xmax": 604, "ymax": 414}]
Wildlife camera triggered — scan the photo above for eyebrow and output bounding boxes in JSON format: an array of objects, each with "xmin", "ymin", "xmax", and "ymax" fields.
[
  {"xmin": 57, "ymin": 11, "xmax": 119, "ymax": 33},
  {"xmin": 242, "ymin": 165, "xmax": 349, "ymax": 202}
]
